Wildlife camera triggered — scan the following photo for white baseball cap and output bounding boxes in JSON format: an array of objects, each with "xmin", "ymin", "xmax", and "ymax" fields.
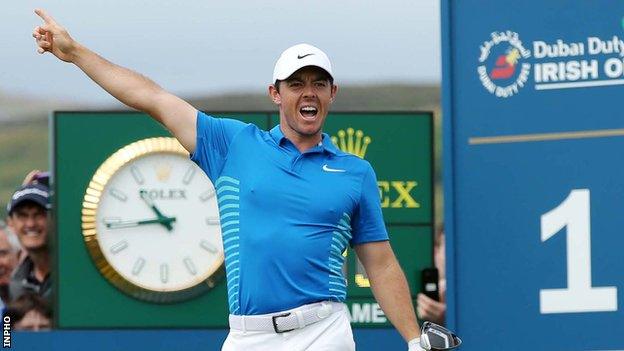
[{"xmin": 272, "ymin": 43, "xmax": 333, "ymax": 83}]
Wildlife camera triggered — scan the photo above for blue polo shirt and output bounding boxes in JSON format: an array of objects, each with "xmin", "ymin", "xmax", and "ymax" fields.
[{"xmin": 191, "ymin": 111, "xmax": 388, "ymax": 315}]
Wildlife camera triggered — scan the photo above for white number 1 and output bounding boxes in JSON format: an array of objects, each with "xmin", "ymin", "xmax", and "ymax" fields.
[{"xmin": 540, "ymin": 189, "xmax": 618, "ymax": 314}]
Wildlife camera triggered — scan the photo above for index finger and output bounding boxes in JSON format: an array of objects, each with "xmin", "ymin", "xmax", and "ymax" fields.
[{"xmin": 34, "ymin": 8, "xmax": 56, "ymax": 24}]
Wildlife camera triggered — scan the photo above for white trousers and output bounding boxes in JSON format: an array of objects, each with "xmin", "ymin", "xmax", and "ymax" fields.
[{"xmin": 222, "ymin": 303, "xmax": 355, "ymax": 351}]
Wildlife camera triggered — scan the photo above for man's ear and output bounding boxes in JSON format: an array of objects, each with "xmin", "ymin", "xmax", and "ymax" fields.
[
  {"xmin": 269, "ymin": 85, "xmax": 281, "ymax": 105},
  {"xmin": 330, "ymin": 84, "xmax": 338, "ymax": 103}
]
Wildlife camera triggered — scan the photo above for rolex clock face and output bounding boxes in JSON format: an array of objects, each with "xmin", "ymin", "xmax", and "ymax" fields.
[{"xmin": 81, "ymin": 137, "xmax": 223, "ymax": 303}]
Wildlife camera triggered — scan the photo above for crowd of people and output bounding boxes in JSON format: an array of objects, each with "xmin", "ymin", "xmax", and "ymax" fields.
[{"xmin": 1, "ymin": 170, "xmax": 52, "ymax": 331}]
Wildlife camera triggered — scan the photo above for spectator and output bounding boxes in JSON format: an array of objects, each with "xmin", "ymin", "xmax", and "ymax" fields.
[
  {"xmin": 0, "ymin": 225, "xmax": 21, "ymax": 305},
  {"xmin": 6, "ymin": 182, "xmax": 51, "ymax": 302},
  {"xmin": 4, "ymin": 292, "xmax": 51, "ymax": 331},
  {"xmin": 417, "ymin": 226, "xmax": 447, "ymax": 325}
]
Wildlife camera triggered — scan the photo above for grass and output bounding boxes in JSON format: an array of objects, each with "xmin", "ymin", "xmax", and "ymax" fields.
[{"xmin": 0, "ymin": 120, "xmax": 49, "ymax": 214}]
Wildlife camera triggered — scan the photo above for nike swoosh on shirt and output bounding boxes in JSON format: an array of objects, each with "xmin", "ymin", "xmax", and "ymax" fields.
[
  {"xmin": 322, "ymin": 164, "xmax": 346, "ymax": 173},
  {"xmin": 297, "ymin": 53, "xmax": 314, "ymax": 59}
]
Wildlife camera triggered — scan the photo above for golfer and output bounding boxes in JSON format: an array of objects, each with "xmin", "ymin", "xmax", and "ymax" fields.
[{"xmin": 33, "ymin": 8, "xmax": 424, "ymax": 350}]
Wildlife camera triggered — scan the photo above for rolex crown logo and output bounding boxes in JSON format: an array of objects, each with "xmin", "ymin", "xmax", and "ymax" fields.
[
  {"xmin": 155, "ymin": 163, "xmax": 172, "ymax": 182},
  {"xmin": 331, "ymin": 128, "xmax": 371, "ymax": 159}
]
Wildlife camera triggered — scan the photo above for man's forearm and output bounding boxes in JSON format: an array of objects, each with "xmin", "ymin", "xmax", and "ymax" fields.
[
  {"xmin": 71, "ymin": 43, "xmax": 163, "ymax": 117},
  {"xmin": 34, "ymin": 8, "xmax": 198, "ymax": 152},
  {"xmin": 368, "ymin": 259, "xmax": 420, "ymax": 342}
]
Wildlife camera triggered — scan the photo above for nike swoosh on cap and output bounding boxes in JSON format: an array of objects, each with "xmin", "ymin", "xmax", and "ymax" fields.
[
  {"xmin": 322, "ymin": 164, "xmax": 346, "ymax": 173},
  {"xmin": 297, "ymin": 53, "xmax": 314, "ymax": 59}
]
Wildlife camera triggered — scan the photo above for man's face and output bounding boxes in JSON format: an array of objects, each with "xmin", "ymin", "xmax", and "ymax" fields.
[
  {"xmin": 8, "ymin": 203, "xmax": 48, "ymax": 252},
  {"xmin": 0, "ymin": 230, "xmax": 18, "ymax": 285},
  {"xmin": 15, "ymin": 310, "xmax": 51, "ymax": 331},
  {"xmin": 269, "ymin": 66, "xmax": 337, "ymax": 140}
]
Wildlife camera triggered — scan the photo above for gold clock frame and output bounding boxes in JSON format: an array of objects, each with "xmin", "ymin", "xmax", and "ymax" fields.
[{"xmin": 81, "ymin": 137, "xmax": 224, "ymax": 303}]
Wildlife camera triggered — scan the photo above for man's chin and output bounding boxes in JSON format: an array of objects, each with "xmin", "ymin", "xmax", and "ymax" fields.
[
  {"xmin": 23, "ymin": 243, "xmax": 48, "ymax": 253},
  {"xmin": 295, "ymin": 124, "xmax": 323, "ymax": 137}
]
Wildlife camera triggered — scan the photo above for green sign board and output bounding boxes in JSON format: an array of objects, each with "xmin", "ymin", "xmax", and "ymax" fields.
[{"xmin": 53, "ymin": 111, "xmax": 432, "ymax": 329}]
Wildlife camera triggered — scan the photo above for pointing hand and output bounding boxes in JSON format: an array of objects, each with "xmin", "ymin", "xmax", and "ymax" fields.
[{"xmin": 33, "ymin": 9, "xmax": 77, "ymax": 62}]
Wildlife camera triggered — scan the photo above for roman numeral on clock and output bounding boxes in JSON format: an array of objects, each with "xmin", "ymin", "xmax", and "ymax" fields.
[
  {"xmin": 184, "ymin": 257, "xmax": 197, "ymax": 275},
  {"xmin": 132, "ymin": 258, "xmax": 146, "ymax": 276},
  {"xmin": 110, "ymin": 240, "xmax": 128, "ymax": 254},
  {"xmin": 200, "ymin": 189, "xmax": 215, "ymax": 202},
  {"xmin": 109, "ymin": 189, "xmax": 128, "ymax": 202},
  {"xmin": 200, "ymin": 240, "xmax": 218, "ymax": 253},
  {"xmin": 131, "ymin": 166, "xmax": 145, "ymax": 185},
  {"xmin": 160, "ymin": 263, "xmax": 169, "ymax": 284},
  {"xmin": 206, "ymin": 217, "xmax": 220, "ymax": 225},
  {"xmin": 183, "ymin": 166, "xmax": 196, "ymax": 185}
]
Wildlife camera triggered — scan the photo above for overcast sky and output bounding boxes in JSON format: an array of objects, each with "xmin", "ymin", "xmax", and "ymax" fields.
[{"xmin": 2, "ymin": 0, "xmax": 440, "ymax": 104}]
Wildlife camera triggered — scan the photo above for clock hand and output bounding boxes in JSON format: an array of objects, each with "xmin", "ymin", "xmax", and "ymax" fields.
[
  {"xmin": 139, "ymin": 191, "xmax": 166, "ymax": 218},
  {"xmin": 106, "ymin": 216, "xmax": 176, "ymax": 229},
  {"xmin": 139, "ymin": 191, "xmax": 174, "ymax": 231}
]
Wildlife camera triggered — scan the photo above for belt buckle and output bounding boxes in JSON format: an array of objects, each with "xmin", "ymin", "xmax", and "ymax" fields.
[{"xmin": 271, "ymin": 312, "xmax": 294, "ymax": 333}]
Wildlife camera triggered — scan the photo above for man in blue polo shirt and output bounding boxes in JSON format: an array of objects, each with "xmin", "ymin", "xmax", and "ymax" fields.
[{"xmin": 34, "ymin": 9, "xmax": 424, "ymax": 350}]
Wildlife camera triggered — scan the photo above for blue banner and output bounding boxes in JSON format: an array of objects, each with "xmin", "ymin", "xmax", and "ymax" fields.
[
  {"xmin": 443, "ymin": 1, "xmax": 624, "ymax": 350},
  {"xmin": 6, "ymin": 329, "xmax": 404, "ymax": 350}
]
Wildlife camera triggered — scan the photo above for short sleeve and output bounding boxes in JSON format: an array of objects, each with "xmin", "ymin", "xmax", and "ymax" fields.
[
  {"xmin": 350, "ymin": 164, "xmax": 389, "ymax": 245},
  {"xmin": 190, "ymin": 111, "xmax": 247, "ymax": 181}
]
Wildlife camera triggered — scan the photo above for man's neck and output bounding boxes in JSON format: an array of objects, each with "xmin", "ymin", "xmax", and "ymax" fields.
[
  {"xmin": 279, "ymin": 125, "xmax": 322, "ymax": 153},
  {"xmin": 28, "ymin": 250, "xmax": 50, "ymax": 283}
]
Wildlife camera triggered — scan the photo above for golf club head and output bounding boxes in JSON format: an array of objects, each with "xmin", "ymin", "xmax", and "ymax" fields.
[{"xmin": 420, "ymin": 321, "xmax": 462, "ymax": 350}]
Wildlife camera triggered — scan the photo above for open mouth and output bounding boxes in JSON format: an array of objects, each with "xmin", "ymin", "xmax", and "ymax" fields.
[
  {"xmin": 299, "ymin": 105, "xmax": 318, "ymax": 120},
  {"xmin": 24, "ymin": 230, "xmax": 41, "ymax": 237}
]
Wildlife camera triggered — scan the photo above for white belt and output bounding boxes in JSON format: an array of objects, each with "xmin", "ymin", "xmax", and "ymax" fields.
[{"xmin": 228, "ymin": 301, "xmax": 343, "ymax": 333}]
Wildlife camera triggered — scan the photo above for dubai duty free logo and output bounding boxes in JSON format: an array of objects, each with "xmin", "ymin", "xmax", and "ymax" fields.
[{"xmin": 478, "ymin": 31, "xmax": 531, "ymax": 98}]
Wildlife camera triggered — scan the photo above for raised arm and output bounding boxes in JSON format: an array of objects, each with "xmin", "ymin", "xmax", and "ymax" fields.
[{"xmin": 32, "ymin": 9, "xmax": 198, "ymax": 153}]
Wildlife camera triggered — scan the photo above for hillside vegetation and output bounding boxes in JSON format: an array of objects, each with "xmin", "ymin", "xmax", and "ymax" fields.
[
  {"xmin": 187, "ymin": 84, "xmax": 439, "ymax": 112},
  {"xmin": 0, "ymin": 120, "xmax": 49, "ymax": 213}
]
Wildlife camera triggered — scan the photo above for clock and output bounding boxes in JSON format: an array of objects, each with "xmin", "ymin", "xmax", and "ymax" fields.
[{"xmin": 81, "ymin": 137, "xmax": 223, "ymax": 303}]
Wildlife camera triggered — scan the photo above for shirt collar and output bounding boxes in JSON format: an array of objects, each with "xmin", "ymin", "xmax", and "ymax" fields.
[
  {"xmin": 320, "ymin": 133, "xmax": 338, "ymax": 155},
  {"xmin": 270, "ymin": 125, "xmax": 338, "ymax": 155},
  {"xmin": 270, "ymin": 125, "xmax": 287, "ymax": 145}
]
